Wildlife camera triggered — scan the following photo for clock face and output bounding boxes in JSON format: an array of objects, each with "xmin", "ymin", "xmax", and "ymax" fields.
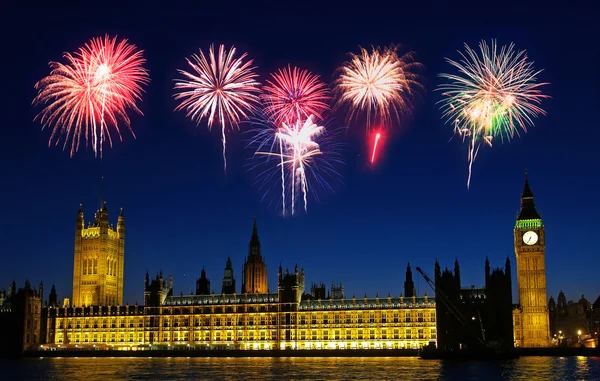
[{"xmin": 523, "ymin": 231, "xmax": 538, "ymax": 245}]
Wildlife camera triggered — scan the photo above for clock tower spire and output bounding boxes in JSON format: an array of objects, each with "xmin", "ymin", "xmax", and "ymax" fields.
[{"xmin": 513, "ymin": 170, "xmax": 550, "ymax": 347}]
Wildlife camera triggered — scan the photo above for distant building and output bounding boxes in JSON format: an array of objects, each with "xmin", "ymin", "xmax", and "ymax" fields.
[
  {"xmin": 0, "ymin": 281, "xmax": 43, "ymax": 355},
  {"xmin": 549, "ymin": 291, "xmax": 595, "ymax": 346},
  {"xmin": 593, "ymin": 296, "xmax": 600, "ymax": 343},
  {"xmin": 72, "ymin": 201, "xmax": 125, "ymax": 307},
  {"xmin": 513, "ymin": 172, "xmax": 550, "ymax": 347},
  {"xmin": 308, "ymin": 282, "xmax": 326, "ymax": 300},
  {"xmin": 435, "ymin": 257, "xmax": 513, "ymax": 352},
  {"xmin": 329, "ymin": 283, "xmax": 344, "ymax": 299}
]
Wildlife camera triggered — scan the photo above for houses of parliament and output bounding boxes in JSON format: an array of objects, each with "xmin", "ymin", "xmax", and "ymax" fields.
[{"xmin": 1, "ymin": 174, "xmax": 553, "ymax": 354}]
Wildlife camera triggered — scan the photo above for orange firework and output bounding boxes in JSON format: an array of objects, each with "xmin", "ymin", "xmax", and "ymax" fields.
[
  {"xmin": 334, "ymin": 45, "xmax": 422, "ymax": 130},
  {"xmin": 33, "ymin": 35, "xmax": 150, "ymax": 158}
]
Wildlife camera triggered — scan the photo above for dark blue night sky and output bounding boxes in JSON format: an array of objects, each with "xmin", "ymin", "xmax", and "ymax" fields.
[{"xmin": 2, "ymin": 2, "xmax": 598, "ymax": 306}]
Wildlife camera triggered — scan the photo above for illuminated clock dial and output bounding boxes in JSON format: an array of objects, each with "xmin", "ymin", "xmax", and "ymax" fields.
[{"xmin": 523, "ymin": 230, "xmax": 538, "ymax": 245}]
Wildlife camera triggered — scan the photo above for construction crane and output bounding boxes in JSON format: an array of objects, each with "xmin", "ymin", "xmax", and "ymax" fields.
[{"xmin": 415, "ymin": 267, "xmax": 485, "ymax": 346}]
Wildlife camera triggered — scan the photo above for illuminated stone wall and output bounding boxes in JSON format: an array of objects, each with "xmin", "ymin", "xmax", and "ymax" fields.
[{"xmin": 43, "ymin": 295, "xmax": 436, "ymax": 350}]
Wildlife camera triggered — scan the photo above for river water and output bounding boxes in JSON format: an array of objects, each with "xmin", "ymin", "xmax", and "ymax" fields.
[{"xmin": 2, "ymin": 356, "xmax": 599, "ymax": 380}]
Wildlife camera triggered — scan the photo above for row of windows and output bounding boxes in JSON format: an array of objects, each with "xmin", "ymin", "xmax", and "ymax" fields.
[
  {"xmin": 56, "ymin": 311, "xmax": 435, "ymax": 329},
  {"xmin": 82, "ymin": 258, "xmax": 119, "ymax": 276},
  {"xmin": 55, "ymin": 329, "xmax": 435, "ymax": 344},
  {"xmin": 150, "ymin": 313, "xmax": 435, "ymax": 326}
]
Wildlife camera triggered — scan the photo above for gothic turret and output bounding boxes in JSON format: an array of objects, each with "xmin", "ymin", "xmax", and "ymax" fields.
[
  {"xmin": 454, "ymin": 258, "xmax": 461, "ymax": 289},
  {"xmin": 221, "ymin": 257, "xmax": 236, "ymax": 294},
  {"xmin": 196, "ymin": 267, "xmax": 210, "ymax": 295},
  {"xmin": 505, "ymin": 256, "xmax": 511, "ymax": 285},
  {"xmin": 49, "ymin": 284, "xmax": 58, "ymax": 307},
  {"xmin": 404, "ymin": 263, "xmax": 415, "ymax": 298},
  {"xmin": 485, "ymin": 256, "xmax": 490, "ymax": 287}
]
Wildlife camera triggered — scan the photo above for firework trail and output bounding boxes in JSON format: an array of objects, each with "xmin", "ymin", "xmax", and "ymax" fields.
[
  {"xmin": 174, "ymin": 44, "xmax": 261, "ymax": 173},
  {"xmin": 371, "ymin": 132, "xmax": 381, "ymax": 163},
  {"xmin": 33, "ymin": 35, "xmax": 150, "ymax": 158},
  {"xmin": 262, "ymin": 65, "xmax": 331, "ymax": 125},
  {"xmin": 248, "ymin": 114, "xmax": 343, "ymax": 216},
  {"xmin": 437, "ymin": 40, "xmax": 549, "ymax": 188}
]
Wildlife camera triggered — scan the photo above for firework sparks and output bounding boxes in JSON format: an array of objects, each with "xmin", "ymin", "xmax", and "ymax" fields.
[
  {"xmin": 174, "ymin": 44, "xmax": 261, "ymax": 173},
  {"xmin": 262, "ymin": 65, "xmax": 331, "ymax": 125},
  {"xmin": 33, "ymin": 35, "xmax": 150, "ymax": 158},
  {"xmin": 249, "ymin": 115, "xmax": 342, "ymax": 216},
  {"xmin": 334, "ymin": 45, "xmax": 422, "ymax": 130},
  {"xmin": 437, "ymin": 40, "xmax": 549, "ymax": 188}
]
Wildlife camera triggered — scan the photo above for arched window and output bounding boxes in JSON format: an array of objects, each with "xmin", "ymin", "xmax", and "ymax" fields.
[
  {"xmin": 93, "ymin": 257, "xmax": 98, "ymax": 274},
  {"xmin": 83, "ymin": 258, "xmax": 87, "ymax": 275}
]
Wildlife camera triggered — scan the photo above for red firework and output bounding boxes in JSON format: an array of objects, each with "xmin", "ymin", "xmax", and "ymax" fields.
[
  {"xmin": 262, "ymin": 65, "xmax": 331, "ymax": 125},
  {"xmin": 33, "ymin": 35, "xmax": 150, "ymax": 158}
]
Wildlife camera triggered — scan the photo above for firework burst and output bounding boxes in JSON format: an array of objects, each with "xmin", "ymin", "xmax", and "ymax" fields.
[
  {"xmin": 262, "ymin": 65, "xmax": 331, "ymax": 125},
  {"xmin": 248, "ymin": 114, "xmax": 343, "ymax": 216},
  {"xmin": 33, "ymin": 35, "xmax": 150, "ymax": 158},
  {"xmin": 334, "ymin": 45, "xmax": 422, "ymax": 129},
  {"xmin": 437, "ymin": 40, "xmax": 549, "ymax": 189},
  {"xmin": 174, "ymin": 44, "xmax": 261, "ymax": 173}
]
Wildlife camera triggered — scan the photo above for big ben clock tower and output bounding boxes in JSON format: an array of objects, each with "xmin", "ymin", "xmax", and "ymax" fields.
[{"xmin": 514, "ymin": 171, "xmax": 550, "ymax": 347}]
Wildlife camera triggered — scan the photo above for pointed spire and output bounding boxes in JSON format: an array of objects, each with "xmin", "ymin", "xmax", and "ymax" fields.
[
  {"xmin": 119, "ymin": 207, "xmax": 124, "ymax": 217},
  {"xmin": 100, "ymin": 176, "xmax": 105, "ymax": 209},
  {"xmin": 518, "ymin": 170, "xmax": 541, "ymax": 220},
  {"xmin": 522, "ymin": 169, "xmax": 534, "ymax": 199},
  {"xmin": 248, "ymin": 215, "xmax": 261, "ymax": 256}
]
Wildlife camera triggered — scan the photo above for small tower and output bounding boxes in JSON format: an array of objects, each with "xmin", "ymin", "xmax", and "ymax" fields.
[
  {"xmin": 221, "ymin": 257, "xmax": 236, "ymax": 294},
  {"xmin": 278, "ymin": 266, "xmax": 302, "ymax": 304},
  {"xmin": 196, "ymin": 268, "xmax": 211, "ymax": 295},
  {"xmin": 454, "ymin": 258, "xmax": 461, "ymax": 289},
  {"xmin": 241, "ymin": 216, "xmax": 268, "ymax": 294}
]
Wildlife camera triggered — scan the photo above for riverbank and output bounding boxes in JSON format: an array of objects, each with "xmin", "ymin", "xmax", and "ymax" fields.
[
  {"xmin": 21, "ymin": 348, "xmax": 420, "ymax": 358},
  {"xmin": 5, "ymin": 346, "xmax": 597, "ymax": 359}
]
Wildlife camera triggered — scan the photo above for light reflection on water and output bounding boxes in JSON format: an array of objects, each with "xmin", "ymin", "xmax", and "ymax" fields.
[{"xmin": 2, "ymin": 356, "xmax": 600, "ymax": 380}]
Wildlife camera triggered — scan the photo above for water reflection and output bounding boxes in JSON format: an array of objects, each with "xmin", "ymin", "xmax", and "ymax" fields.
[{"xmin": 2, "ymin": 356, "xmax": 599, "ymax": 380}]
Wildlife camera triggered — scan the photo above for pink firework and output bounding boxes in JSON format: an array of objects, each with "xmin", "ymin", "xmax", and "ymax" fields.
[
  {"xmin": 174, "ymin": 44, "xmax": 261, "ymax": 173},
  {"xmin": 262, "ymin": 65, "xmax": 331, "ymax": 125},
  {"xmin": 33, "ymin": 35, "xmax": 150, "ymax": 158}
]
